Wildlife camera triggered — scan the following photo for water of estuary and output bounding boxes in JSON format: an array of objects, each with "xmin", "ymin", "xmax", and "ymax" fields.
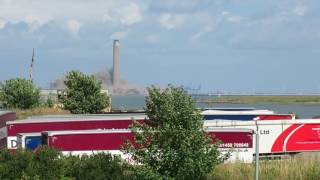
[{"xmin": 111, "ymin": 95, "xmax": 320, "ymax": 118}]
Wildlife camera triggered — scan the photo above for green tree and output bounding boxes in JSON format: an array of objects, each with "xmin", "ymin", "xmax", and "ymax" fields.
[
  {"xmin": 60, "ymin": 70, "xmax": 110, "ymax": 114},
  {"xmin": 123, "ymin": 86, "xmax": 224, "ymax": 179},
  {"xmin": 0, "ymin": 78, "xmax": 40, "ymax": 109}
]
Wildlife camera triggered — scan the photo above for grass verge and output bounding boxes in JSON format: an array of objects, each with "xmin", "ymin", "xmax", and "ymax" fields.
[{"xmin": 210, "ymin": 155, "xmax": 320, "ymax": 180}]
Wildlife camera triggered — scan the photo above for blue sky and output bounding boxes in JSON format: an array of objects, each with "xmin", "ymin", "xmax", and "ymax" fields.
[{"xmin": 1, "ymin": 0, "xmax": 320, "ymax": 93}]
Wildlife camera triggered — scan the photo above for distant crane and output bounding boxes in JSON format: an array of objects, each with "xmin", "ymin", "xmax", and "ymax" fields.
[{"xmin": 29, "ymin": 48, "xmax": 35, "ymax": 82}]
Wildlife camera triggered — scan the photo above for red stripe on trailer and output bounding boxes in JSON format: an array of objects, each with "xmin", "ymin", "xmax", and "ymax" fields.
[
  {"xmin": 285, "ymin": 124, "xmax": 320, "ymax": 152},
  {"xmin": 39, "ymin": 129, "xmax": 254, "ymax": 162},
  {"xmin": 271, "ymin": 124, "xmax": 300, "ymax": 152},
  {"xmin": 7, "ymin": 119, "xmax": 143, "ymax": 136},
  {"xmin": 257, "ymin": 115, "xmax": 293, "ymax": 120},
  {"xmin": 45, "ymin": 129, "xmax": 253, "ymax": 151},
  {"xmin": 48, "ymin": 133, "xmax": 134, "ymax": 151}
]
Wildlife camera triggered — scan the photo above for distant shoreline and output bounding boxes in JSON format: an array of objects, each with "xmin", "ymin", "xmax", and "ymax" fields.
[{"xmin": 195, "ymin": 95, "xmax": 320, "ymax": 105}]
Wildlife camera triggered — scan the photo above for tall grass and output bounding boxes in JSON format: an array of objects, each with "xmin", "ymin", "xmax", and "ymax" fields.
[
  {"xmin": 13, "ymin": 107, "xmax": 70, "ymax": 120},
  {"xmin": 210, "ymin": 155, "xmax": 320, "ymax": 180}
]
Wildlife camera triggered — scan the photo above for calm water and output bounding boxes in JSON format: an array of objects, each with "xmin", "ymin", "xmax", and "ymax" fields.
[{"xmin": 111, "ymin": 95, "xmax": 320, "ymax": 118}]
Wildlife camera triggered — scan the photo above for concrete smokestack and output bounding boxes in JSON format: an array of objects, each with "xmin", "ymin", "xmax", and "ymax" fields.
[{"xmin": 112, "ymin": 40, "xmax": 120, "ymax": 85}]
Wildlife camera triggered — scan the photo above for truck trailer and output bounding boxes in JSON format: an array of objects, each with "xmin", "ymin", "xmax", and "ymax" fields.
[
  {"xmin": 6, "ymin": 114, "xmax": 145, "ymax": 149},
  {"xmin": 204, "ymin": 119, "xmax": 320, "ymax": 157},
  {"xmin": 39, "ymin": 128, "xmax": 254, "ymax": 163}
]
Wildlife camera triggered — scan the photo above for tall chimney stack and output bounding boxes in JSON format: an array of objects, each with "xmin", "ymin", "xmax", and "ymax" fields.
[{"xmin": 112, "ymin": 40, "xmax": 120, "ymax": 85}]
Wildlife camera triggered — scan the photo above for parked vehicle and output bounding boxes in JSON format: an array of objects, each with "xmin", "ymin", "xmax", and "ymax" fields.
[
  {"xmin": 38, "ymin": 128, "xmax": 254, "ymax": 163},
  {"xmin": 6, "ymin": 114, "xmax": 145, "ymax": 149},
  {"xmin": 204, "ymin": 119, "xmax": 320, "ymax": 158}
]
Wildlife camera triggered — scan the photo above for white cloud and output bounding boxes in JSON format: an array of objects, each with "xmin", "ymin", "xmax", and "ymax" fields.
[
  {"xmin": 221, "ymin": 11, "xmax": 244, "ymax": 23},
  {"xmin": 227, "ymin": 16, "xmax": 244, "ymax": 23},
  {"xmin": 158, "ymin": 13, "xmax": 188, "ymax": 29},
  {"xmin": 66, "ymin": 20, "xmax": 81, "ymax": 36},
  {"xmin": 191, "ymin": 26, "xmax": 213, "ymax": 40},
  {"xmin": 221, "ymin": 11, "xmax": 230, "ymax": 16},
  {"xmin": 0, "ymin": 0, "xmax": 145, "ymax": 31},
  {"xmin": 110, "ymin": 31, "xmax": 129, "ymax": 40},
  {"xmin": 0, "ymin": 18, "xmax": 6, "ymax": 29},
  {"xmin": 145, "ymin": 34, "xmax": 160, "ymax": 43},
  {"xmin": 151, "ymin": 0, "xmax": 201, "ymax": 12},
  {"xmin": 293, "ymin": 4, "xmax": 307, "ymax": 16},
  {"xmin": 102, "ymin": 3, "xmax": 144, "ymax": 26}
]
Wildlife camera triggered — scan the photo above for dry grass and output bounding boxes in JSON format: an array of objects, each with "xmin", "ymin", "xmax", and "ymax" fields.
[
  {"xmin": 210, "ymin": 155, "xmax": 320, "ymax": 180},
  {"xmin": 12, "ymin": 107, "xmax": 70, "ymax": 120}
]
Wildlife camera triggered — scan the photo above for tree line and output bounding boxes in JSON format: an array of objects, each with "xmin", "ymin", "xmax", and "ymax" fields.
[{"xmin": 0, "ymin": 70, "xmax": 110, "ymax": 113}]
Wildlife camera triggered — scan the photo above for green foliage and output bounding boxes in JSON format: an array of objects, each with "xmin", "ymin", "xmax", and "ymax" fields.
[
  {"xmin": 45, "ymin": 97, "xmax": 54, "ymax": 108},
  {"xmin": 123, "ymin": 85, "xmax": 223, "ymax": 179},
  {"xmin": 0, "ymin": 147, "xmax": 64, "ymax": 180},
  {"xmin": 124, "ymin": 165, "xmax": 172, "ymax": 180},
  {"xmin": 31, "ymin": 147, "xmax": 65, "ymax": 180},
  {"xmin": 0, "ymin": 147, "xmax": 134, "ymax": 180},
  {"xmin": 65, "ymin": 153, "xmax": 126, "ymax": 180},
  {"xmin": 60, "ymin": 70, "xmax": 110, "ymax": 114},
  {"xmin": 0, "ymin": 78, "xmax": 40, "ymax": 109},
  {"xmin": 0, "ymin": 149, "xmax": 33, "ymax": 179}
]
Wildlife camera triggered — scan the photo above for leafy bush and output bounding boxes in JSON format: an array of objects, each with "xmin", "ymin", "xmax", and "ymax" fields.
[
  {"xmin": 0, "ymin": 148, "xmax": 132, "ymax": 180},
  {"xmin": 124, "ymin": 165, "xmax": 172, "ymax": 180},
  {"xmin": 0, "ymin": 78, "xmax": 40, "ymax": 109},
  {"xmin": 0, "ymin": 147, "xmax": 64, "ymax": 180},
  {"xmin": 0, "ymin": 149, "xmax": 34, "ymax": 179},
  {"xmin": 31, "ymin": 147, "xmax": 65, "ymax": 180},
  {"xmin": 65, "ymin": 153, "xmax": 126, "ymax": 180},
  {"xmin": 60, "ymin": 70, "xmax": 110, "ymax": 114},
  {"xmin": 123, "ymin": 85, "xmax": 224, "ymax": 179},
  {"xmin": 45, "ymin": 97, "xmax": 54, "ymax": 108}
]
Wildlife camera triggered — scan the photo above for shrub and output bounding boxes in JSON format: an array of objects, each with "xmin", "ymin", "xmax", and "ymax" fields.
[
  {"xmin": 123, "ymin": 86, "xmax": 224, "ymax": 179},
  {"xmin": 0, "ymin": 78, "xmax": 40, "ymax": 109},
  {"xmin": 45, "ymin": 97, "xmax": 54, "ymax": 108},
  {"xmin": 60, "ymin": 70, "xmax": 110, "ymax": 114},
  {"xmin": 65, "ymin": 153, "xmax": 126, "ymax": 180},
  {"xmin": 0, "ymin": 149, "xmax": 34, "ymax": 179},
  {"xmin": 0, "ymin": 147, "xmax": 65, "ymax": 179}
]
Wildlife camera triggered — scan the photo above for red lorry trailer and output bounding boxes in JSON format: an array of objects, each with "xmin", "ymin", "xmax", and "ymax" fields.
[
  {"xmin": 40, "ymin": 128, "xmax": 254, "ymax": 163},
  {"xmin": 6, "ymin": 114, "xmax": 145, "ymax": 149},
  {"xmin": 204, "ymin": 119, "xmax": 320, "ymax": 157},
  {"xmin": 0, "ymin": 111, "xmax": 16, "ymax": 149}
]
